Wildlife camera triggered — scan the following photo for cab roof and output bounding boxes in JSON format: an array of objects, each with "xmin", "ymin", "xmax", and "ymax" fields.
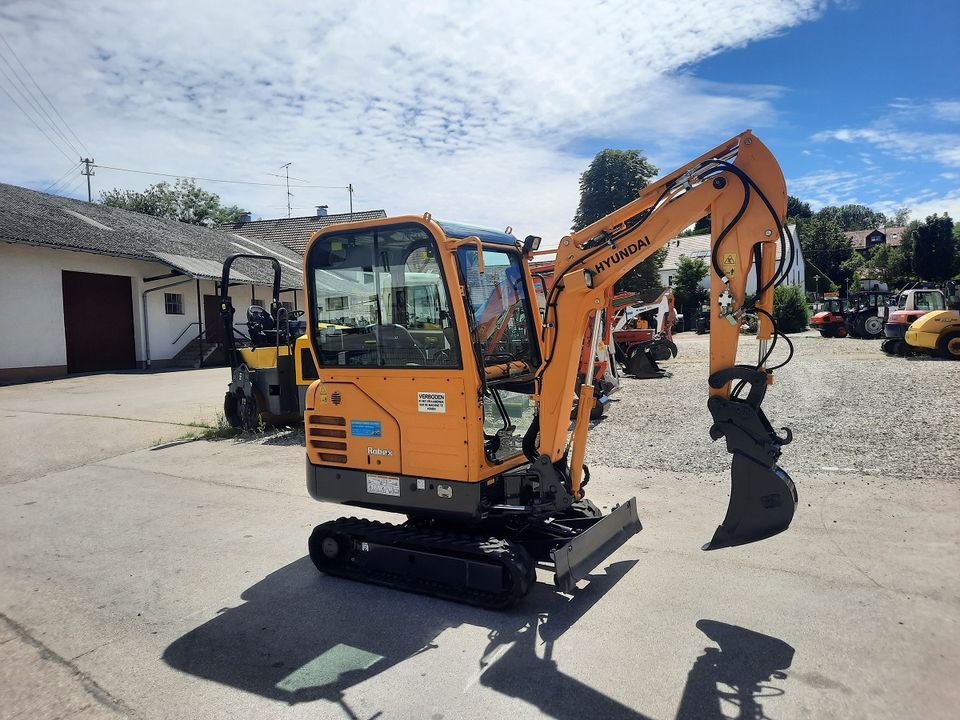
[{"xmin": 436, "ymin": 220, "xmax": 519, "ymax": 247}]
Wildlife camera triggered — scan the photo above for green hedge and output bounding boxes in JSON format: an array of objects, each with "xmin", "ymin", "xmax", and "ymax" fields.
[{"xmin": 773, "ymin": 284, "xmax": 811, "ymax": 334}]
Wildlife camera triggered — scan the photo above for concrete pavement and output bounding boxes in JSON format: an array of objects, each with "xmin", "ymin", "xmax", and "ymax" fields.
[
  {"xmin": 2, "ymin": 436, "xmax": 958, "ymax": 719},
  {"xmin": 1, "ymin": 367, "xmax": 959, "ymax": 719},
  {"xmin": 0, "ymin": 368, "xmax": 228, "ymax": 483}
]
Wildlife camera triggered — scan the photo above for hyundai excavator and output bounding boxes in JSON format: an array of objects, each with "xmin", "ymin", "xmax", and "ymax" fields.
[{"xmin": 301, "ymin": 131, "xmax": 798, "ymax": 608}]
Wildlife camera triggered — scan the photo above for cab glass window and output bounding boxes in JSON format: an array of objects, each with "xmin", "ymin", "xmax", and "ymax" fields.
[
  {"xmin": 456, "ymin": 246, "xmax": 539, "ymax": 373},
  {"xmin": 307, "ymin": 224, "xmax": 460, "ymax": 368}
]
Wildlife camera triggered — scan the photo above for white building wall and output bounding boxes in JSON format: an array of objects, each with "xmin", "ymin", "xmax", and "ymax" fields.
[
  {"xmin": 661, "ymin": 227, "xmax": 805, "ymax": 294},
  {"xmin": 0, "ymin": 242, "xmax": 303, "ymax": 378}
]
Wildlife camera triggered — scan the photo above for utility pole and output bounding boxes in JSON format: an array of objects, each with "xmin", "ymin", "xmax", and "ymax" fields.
[
  {"xmin": 280, "ymin": 162, "xmax": 292, "ymax": 218},
  {"xmin": 348, "ymin": 183, "xmax": 354, "ymax": 219},
  {"xmin": 81, "ymin": 158, "xmax": 95, "ymax": 202}
]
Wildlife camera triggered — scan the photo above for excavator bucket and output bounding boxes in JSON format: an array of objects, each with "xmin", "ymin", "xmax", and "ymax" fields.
[
  {"xmin": 703, "ymin": 456, "xmax": 797, "ymax": 550},
  {"xmin": 625, "ymin": 346, "xmax": 665, "ymax": 378},
  {"xmin": 704, "ymin": 369, "xmax": 798, "ymax": 550},
  {"xmin": 648, "ymin": 338, "xmax": 678, "ymax": 363}
]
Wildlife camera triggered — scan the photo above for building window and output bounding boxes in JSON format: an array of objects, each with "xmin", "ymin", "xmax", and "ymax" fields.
[
  {"xmin": 164, "ymin": 293, "xmax": 184, "ymax": 315},
  {"xmin": 667, "ymin": 276, "xmax": 673, "ymax": 286},
  {"xmin": 325, "ymin": 296, "xmax": 348, "ymax": 312},
  {"xmin": 281, "ymin": 301, "xmax": 294, "ymax": 313}
]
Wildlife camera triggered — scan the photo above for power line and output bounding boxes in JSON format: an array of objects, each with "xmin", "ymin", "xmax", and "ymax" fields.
[
  {"xmin": 92, "ymin": 162, "xmax": 348, "ymax": 189},
  {"xmin": 0, "ymin": 49, "xmax": 82, "ymax": 157},
  {"xmin": 0, "ymin": 74, "xmax": 75, "ymax": 162},
  {"xmin": 0, "ymin": 30, "xmax": 89, "ymax": 156},
  {"xmin": 57, "ymin": 172, "xmax": 87, "ymax": 198},
  {"xmin": 41, "ymin": 161, "xmax": 82, "ymax": 194}
]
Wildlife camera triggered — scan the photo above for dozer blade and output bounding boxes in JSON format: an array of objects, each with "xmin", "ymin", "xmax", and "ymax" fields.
[
  {"xmin": 553, "ymin": 497, "xmax": 642, "ymax": 593},
  {"xmin": 703, "ymin": 455, "xmax": 797, "ymax": 550}
]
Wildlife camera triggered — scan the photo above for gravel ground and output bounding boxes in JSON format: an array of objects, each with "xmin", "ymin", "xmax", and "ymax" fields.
[
  {"xmin": 222, "ymin": 331, "xmax": 959, "ymax": 481},
  {"xmin": 586, "ymin": 329, "xmax": 960, "ymax": 480}
]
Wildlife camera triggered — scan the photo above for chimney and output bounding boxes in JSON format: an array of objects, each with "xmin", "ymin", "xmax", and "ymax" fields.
[
  {"xmin": 239, "ymin": 212, "xmax": 252, "ymax": 223},
  {"xmin": 316, "ymin": 205, "xmax": 328, "ymax": 217}
]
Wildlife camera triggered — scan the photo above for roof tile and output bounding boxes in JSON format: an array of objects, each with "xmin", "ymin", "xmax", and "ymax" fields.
[
  {"xmin": 0, "ymin": 183, "xmax": 303, "ymax": 288},
  {"xmin": 216, "ymin": 209, "xmax": 387, "ymax": 254}
]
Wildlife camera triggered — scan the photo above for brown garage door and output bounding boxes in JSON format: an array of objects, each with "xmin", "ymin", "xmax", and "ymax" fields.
[{"xmin": 62, "ymin": 271, "xmax": 136, "ymax": 373}]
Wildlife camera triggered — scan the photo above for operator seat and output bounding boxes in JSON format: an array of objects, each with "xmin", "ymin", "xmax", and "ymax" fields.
[
  {"xmin": 372, "ymin": 324, "xmax": 426, "ymax": 365},
  {"xmin": 247, "ymin": 305, "xmax": 275, "ymax": 346}
]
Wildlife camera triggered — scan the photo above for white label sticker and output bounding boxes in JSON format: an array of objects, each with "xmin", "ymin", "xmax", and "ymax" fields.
[
  {"xmin": 366, "ymin": 474, "xmax": 400, "ymax": 497},
  {"xmin": 417, "ymin": 392, "xmax": 446, "ymax": 413},
  {"xmin": 416, "ymin": 478, "xmax": 426, "ymax": 490}
]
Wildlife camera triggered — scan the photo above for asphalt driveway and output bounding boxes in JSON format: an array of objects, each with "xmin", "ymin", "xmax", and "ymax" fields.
[{"xmin": 0, "ymin": 368, "xmax": 228, "ymax": 484}]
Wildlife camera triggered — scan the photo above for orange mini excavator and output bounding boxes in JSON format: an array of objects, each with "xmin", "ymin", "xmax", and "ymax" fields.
[{"xmin": 300, "ymin": 131, "xmax": 798, "ymax": 608}]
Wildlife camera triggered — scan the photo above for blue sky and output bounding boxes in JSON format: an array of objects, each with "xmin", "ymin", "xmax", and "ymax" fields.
[{"xmin": 1, "ymin": 1, "xmax": 958, "ymax": 242}]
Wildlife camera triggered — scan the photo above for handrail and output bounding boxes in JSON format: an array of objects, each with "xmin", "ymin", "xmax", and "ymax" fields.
[{"xmin": 173, "ymin": 322, "xmax": 200, "ymax": 345}]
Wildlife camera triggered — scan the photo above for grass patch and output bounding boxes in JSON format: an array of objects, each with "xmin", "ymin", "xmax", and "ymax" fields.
[{"xmin": 178, "ymin": 412, "xmax": 240, "ymax": 442}]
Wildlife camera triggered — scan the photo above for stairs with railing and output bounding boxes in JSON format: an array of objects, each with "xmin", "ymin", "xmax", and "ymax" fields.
[{"xmin": 171, "ymin": 335, "xmax": 224, "ymax": 368}]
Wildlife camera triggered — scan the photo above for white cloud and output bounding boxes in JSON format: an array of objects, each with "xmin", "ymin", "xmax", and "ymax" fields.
[
  {"xmin": 812, "ymin": 127, "xmax": 960, "ymax": 168},
  {"xmin": 933, "ymin": 101, "xmax": 960, "ymax": 122},
  {"xmin": 788, "ymin": 169, "xmax": 902, "ymax": 209},
  {"xmin": 899, "ymin": 191, "xmax": 960, "ymax": 222},
  {"xmin": 1, "ymin": 0, "xmax": 828, "ymax": 241}
]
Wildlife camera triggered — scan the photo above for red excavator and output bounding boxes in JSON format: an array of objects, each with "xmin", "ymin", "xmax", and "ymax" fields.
[{"xmin": 612, "ymin": 288, "xmax": 679, "ymax": 377}]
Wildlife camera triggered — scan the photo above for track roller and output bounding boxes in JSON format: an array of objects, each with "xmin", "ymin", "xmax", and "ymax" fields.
[{"xmin": 309, "ymin": 517, "xmax": 535, "ymax": 609}]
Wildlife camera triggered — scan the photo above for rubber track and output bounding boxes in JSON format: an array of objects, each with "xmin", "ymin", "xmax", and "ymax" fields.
[{"xmin": 309, "ymin": 517, "xmax": 535, "ymax": 609}]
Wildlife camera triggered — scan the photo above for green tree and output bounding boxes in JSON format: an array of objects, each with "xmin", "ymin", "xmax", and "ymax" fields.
[
  {"xmin": 672, "ymin": 255, "xmax": 710, "ymax": 322},
  {"xmin": 787, "ymin": 195, "xmax": 813, "ymax": 220},
  {"xmin": 815, "ymin": 204, "xmax": 886, "ymax": 231},
  {"xmin": 889, "ymin": 207, "xmax": 910, "ymax": 226},
  {"xmin": 797, "ymin": 216, "xmax": 853, "ymax": 290},
  {"xmin": 210, "ymin": 204, "xmax": 249, "ymax": 224},
  {"xmin": 840, "ymin": 252, "xmax": 868, "ymax": 290},
  {"xmin": 911, "ymin": 213, "xmax": 955, "ymax": 281},
  {"xmin": 869, "ymin": 243, "xmax": 913, "ymax": 287},
  {"xmin": 772, "ymin": 284, "xmax": 811, "ymax": 333},
  {"xmin": 954, "ymin": 222, "xmax": 960, "ymax": 277},
  {"xmin": 572, "ymin": 148, "xmax": 665, "ymax": 292},
  {"xmin": 101, "ymin": 178, "xmax": 247, "ymax": 226}
]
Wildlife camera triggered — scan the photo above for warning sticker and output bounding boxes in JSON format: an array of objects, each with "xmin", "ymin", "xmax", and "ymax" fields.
[
  {"xmin": 417, "ymin": 392, "xmax": 446, "ymax": 413},
  {"xmin": 721, "ymin": 252, "xmax": 737, "ymax": 278},
  {"xmin": 366, "ymin": 474, "xmax": 400, "ymax": 497}
]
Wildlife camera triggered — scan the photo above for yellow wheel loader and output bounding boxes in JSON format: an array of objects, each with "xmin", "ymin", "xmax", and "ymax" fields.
[
  {"xmin": 905, "ymin": 310, "xmax": 960, "ymax": 359},
  {"xmin": 300, "ymin": 131, "xmax": 799, "ymax": 608}
]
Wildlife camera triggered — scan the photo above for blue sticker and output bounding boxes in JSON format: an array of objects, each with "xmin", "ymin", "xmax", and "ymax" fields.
[{"xmin": 350, "ymin": 420, "xmax": 382, "ymax": 437}]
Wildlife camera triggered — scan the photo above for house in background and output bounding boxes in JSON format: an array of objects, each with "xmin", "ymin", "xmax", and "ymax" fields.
[
  {"xmin": 659, "ymin": 224, "xmax": 804, "ymax": 292},
  {"xmin": 844, "ymin": 226, "xmax": 905, "ymax": 256},
  {"xmin": 216, "ymin": 206, "xmax": 387, "ymax": 255},
  {"xmin": 0, "ymin": 183, "xmax": 302, "ymax": 382}
]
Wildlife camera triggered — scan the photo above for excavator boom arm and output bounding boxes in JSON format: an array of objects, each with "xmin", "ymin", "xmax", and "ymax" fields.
[{"xmin": 536, "ymin": 131, "xmax": 797, "ymax": 549}]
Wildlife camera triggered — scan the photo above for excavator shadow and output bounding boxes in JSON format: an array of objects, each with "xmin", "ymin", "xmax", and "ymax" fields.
[{"xmin": 163, "ymin": 558, "xmax": 794, "ymax": 719}]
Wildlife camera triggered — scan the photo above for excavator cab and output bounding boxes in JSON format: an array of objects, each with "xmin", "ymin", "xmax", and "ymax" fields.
[{"xmin": 302, "ymin": 132, "xmax": 798, "ymax": 607}]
